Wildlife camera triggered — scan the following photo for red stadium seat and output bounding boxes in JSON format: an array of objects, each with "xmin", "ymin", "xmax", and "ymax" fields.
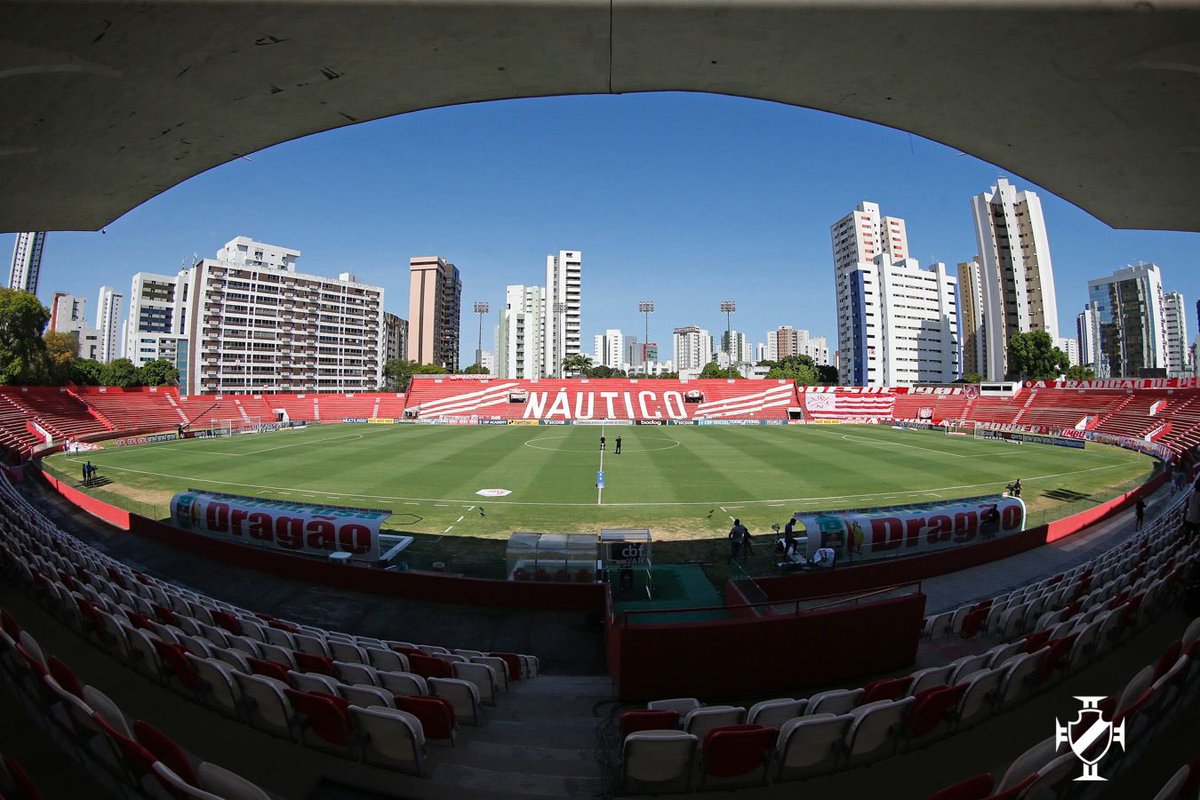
[
  {"xmin": 133, "ymin": 720, "xmax": 197, "ymax": 785},
  {"xmin": 489, "ymin": 652, "xmax": 522, "ymax": 682},
  {"xmin": 395, "ymin": 695, "xmax": 456, "ymax": 742},
  {"xmin": 284, "ymin": 688, "xmax": 355, "ymax": 747},
  {"xmin": 700, "ymin": 724, "xmax": 777, "ymax": 786},
  {"xmin": 247, "ymin": 657, "xmax": 291, "ymax": 685},
  {"xmin": 905, "ymin": 684, "xmax": 967, "ymax": 740},
  {"xmin": 860, "ymin": 676, "xmax": 911, "ymax": 705},
  {"xmin": 47, "ymin": 655, "xmax": 84, "ymax": 699},
  {"xmin": 407, "ymin": 653, "xmax": 453, "ymax": 679},
  {"xmin": 294, "ymin": 651, "xmax": 336, "ymax": 676}
]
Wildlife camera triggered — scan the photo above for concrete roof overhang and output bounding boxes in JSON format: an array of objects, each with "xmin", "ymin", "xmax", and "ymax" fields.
[{"xmin": 3, "ymin": 0, "xmax": 1200, "ymax": 234}]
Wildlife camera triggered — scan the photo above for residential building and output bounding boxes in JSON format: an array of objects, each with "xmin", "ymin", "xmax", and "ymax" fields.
[
  {"xmin": 593, "ymin": 329, "xmax": 627, "ymax": 370},
  {"xmin": 956, "ymin": 259, "xmax": 985, "ymax": 378},
  {"xmin": 187, "ymin": 237, "xmax": 385, "ymax": 394},
  {"xmin": 479, "ymin": 349, "xmax": 495, "ymax": 375},
  {"xmin": 96, "ymin": 286, "xmax": 123, "ymax": 363},
  {"xmin": 125, "ymin": 270, "xmax": 192, "ymax": 387},
  {"xmin": 48, "ymin": 293, "xmax": 101, "ymax": 361},
  {"xmin": 844, "ymin": 257, "xmax": 960, "ymax": 386},
  {"xmin": 8, "ymin": 231, "xmax": 45, "ymax": 294},
  {"xmin": 1086, "ymin": 262, "xmax": 1168, "ymax": 378},
  {"xmin": 1077, "ymin": 306, "xmax": 1098, "ymax": 371},
  {"xmin": 543, "ymin": 250, "xmax": 582, "ymax": 378},
  {"xmin": 770, "ymin": 326, "xmax": 831, "ymax": 365},
  {"xmin": 407, "ymin": 256, "xmax": 462, "ymax": 372},
  {"xmin": 1164, "ymin": 291, "xmax": 1189, "ymax": 377},
  {"xmin": 673, "ymin": 326, "xmax": 714, "ymax": 373},
  {"xmin": 1058, "ymin": 337, "xmax": 1080, "ymax": 368},
  {"xmin": 382, "ymin": 311, "xmax": 408, "ymax": 364},
  {"xmin": 497, "ymin": 284, "xmax": 545, "ymax": 379},
  {"xmin": 720, "ymin": 330, "xmax": 753, "ymax": 367},
  {"xmin": 970, "ymin": 178, "xmax": 1060, "ymax": 380},
  {"xmin": 831, "ymin": 202, "xmax": 909, "ymax": 385}
]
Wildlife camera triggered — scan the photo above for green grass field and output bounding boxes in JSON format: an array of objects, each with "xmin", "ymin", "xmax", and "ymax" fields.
[{"xmin": 46, "ymin": 422, "xmax": 1155, "ymax": 544}]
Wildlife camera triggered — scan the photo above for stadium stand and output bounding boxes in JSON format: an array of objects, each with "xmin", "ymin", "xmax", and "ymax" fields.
[
  {"xmin": 70, "ymin": 386, "xmax": 187, "ymax": 432},
  {"xmin": 0, "ymin": 387, "xmax": 109, "ymax": 442},
  {"xmin": 403, "ymin": 377, "xmax": 798, "ymax": 421},
  {"xmin": 891, "ymin": 389, "xmax": 971, "ymax": 424}
]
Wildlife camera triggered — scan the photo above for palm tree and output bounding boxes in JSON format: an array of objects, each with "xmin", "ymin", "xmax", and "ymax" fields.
[{"xmin": 561, "ymin": 354, "xmax": 594, "ymax": 376}]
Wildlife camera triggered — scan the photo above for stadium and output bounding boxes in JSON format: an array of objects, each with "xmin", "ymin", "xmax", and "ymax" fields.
[
  {"xmin": 4, "ymin": 3, "xmax": 1200, "ymax": 800},
  {"xmin": 2, "ymin": 373, "xmax": 1199, "ymax": 799}
]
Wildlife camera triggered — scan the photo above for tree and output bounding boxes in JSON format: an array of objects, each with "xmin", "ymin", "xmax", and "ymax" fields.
[
  {"xmin": 138, "ymin": 359, "xmax": 179, "ymax": 386},
  {"xmin": 44, "ymin": 331, "xmax": 79, "ymax": 382},
  {"xmin": 816, "ymin": 364, "xmax": 839, "ymax": 385},
  {"xmin": 700, "ymin": 360, "xmax": 742, "ymax": 378},
  {"xmin": 1007, "ymin": 331, "xmax": 1069, "ymax": 380},
  {"xmin": 561, "ymin": 354, "xmax": 593, "ymax": 376},
  {"xmin": 0, "ymin": 288, "xmax": 51, "ymax": 385},
  {"xmin": 587, "ymin": 365, "xmax": 625, "ymax": 378},
  {"xmin": 70, "ymin": 359, "xmax": 104, "ymax": 386},
  {"xmin": 960, "ymin": 372, "xmax": 984, "ymax": 384},
  {"xmin": 764, "ymin": 354, "xmax": 819, "ymax": 385},
  {"xmin": 100, "ymin": 358, "xmax": 139, "ymax": 387},
  {"xmin": 461, "ymin": 363, "xmax": 489, "ymax": 374},
  {"xmin": 1064, "ymin": 365, "xmax": 1096, "ymax": 381}
]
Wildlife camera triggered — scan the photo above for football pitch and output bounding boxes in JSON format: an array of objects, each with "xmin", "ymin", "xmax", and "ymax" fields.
[{"xmin": 48, "ymin": 423, "xmax": 1156, "ymax": 545}]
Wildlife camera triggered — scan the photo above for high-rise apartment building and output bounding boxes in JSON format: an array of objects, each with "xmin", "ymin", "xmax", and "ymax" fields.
[
  {"xmin": 188, "ymin": 237, "xmax": 384, "ymax": 395},
  {"xmin": 769, "ymin": 326, "xmax": 830, "ymax": 365},
  {"xmin": 96, "ymin": 286, "xmax": 124, "ymax": 363},
  {"xmin": 126, "ymin": 270, "xmax": 192, "ymax": 387},
  {"xmin": 1086, "ymin": 262, "xmax": 1167, "ymax": 378},
  {"xmin": 720, "ymin": 330, "xmax": 753, "ymax": 366},
  {"xmin": 407, "ymin": 256, "xmax": 462, "ymax": 372},
  {"xmin": 8, "ymin": 231, "xmax": 46, "ymax": 294},
  {"xmin": 1077, "ymin": 307, "xmax": 1098, "ymax": 371},
  {"xmin": 956, "ymin": 259, "xmax": 985, "ymax": 378},
  {"xmin": 593, "ymin": 329, "xmax": 628, "ymax": 370},
  {"xmin": 673, "ymin": 326, "xmax": 714, "ymax": 374},
  {"xmin": 543, "ymin": 250, "xmax": 581, "ymax": 378},
  {"xmin": 1163, "ymin": 291, "xmax": 1189, "ymax": 377},
  {"xmin": 844, "ymin": 258, "xmax": 960, "ymax": 386},
  {"xmin": 970, "ymin": 178, "xmax": 1060, "ymax": 381},
  {"xmin": 831, "ymin": 202, "xmax": 910, "ymax": 385},
  {"xmin": 497, "ymin": 284, "xmax": 545, "ymax": 379},
  {"xmin": 382, "ymin": 312, "xmax": 409, "ymax": 365}
]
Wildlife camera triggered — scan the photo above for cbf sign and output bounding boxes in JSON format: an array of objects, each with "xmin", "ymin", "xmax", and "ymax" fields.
[{"xmin": 170, "ymin": 490, "xmax": 389, "ymax": 563}]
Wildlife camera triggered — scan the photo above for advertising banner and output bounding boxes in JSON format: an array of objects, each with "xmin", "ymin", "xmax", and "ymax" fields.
[
  {"xmin": 794, "ymin": 495, "xmax": 1025, "ymax": 564},
  {"xmin": 169, "ymin": 490, "xmax": 389, "ymax": 562},
  {"xmin": 507, "ymin": 420, "xmax": 540, "ymax": 426},
  {"xmin": 367, "ymin": 418, "xmax": 396, "ymax": 424},
  {"xmin": 342, "ymin": 417, "xmax": 369, "ymax": 424}
]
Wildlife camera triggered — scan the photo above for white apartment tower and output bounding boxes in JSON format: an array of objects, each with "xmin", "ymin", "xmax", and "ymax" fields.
[
  {"xmin": 96, "ymin": 286, "xmax": 123, "ymax": 363},
  {"xmin": 497, "ymin": 284, "xmax": 545, "ymax": 379},
  {"xmin": 8, "ymin": 231, "xmax": 46, "ymax": 294},
  {"xmin": 593, "ymin": 329, "xmax": 627, "ymax": 370},
  {"xmin": 1077, "ymin": 306, "xmax": 1099, "ymax": 371},
  {"xmin": 831, "ymin": 202, "xmax": 909, "ymax": 385},
  {"xmin": 956, "ymin": 259, "xmax": 985, "ymax": 378},
  {"xmin": 543, "ymin": 250, "xmax": 582, "ymax": 378},
  {"xmin": 970, "ymin": 178, "xmax": 1060, "ymax": 381},
  {"xmin": 1163, "ymin": 291, "xmax": 1189, "ymax": 377},
  {"xmin": 844, "ymin": 258, "xmax": 960, "ymax": 386},
  {"xmin": 188, "ymin": 236, "xmax": 385, "ymax": 395},
  {"xmin": 673, "ymin": 326, "xmax": 714, "ymax": 373},
  {"xmin": 1086, "ymin": 263, "xmax": 1168, "ymax": 379}
]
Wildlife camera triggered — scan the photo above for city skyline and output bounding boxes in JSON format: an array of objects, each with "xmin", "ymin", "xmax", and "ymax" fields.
[{"xmin": 3, "ymin": 92, "xmax": 1200, "ymax": 371}]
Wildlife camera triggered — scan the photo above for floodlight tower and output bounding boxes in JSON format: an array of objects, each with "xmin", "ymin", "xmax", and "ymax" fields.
[
  {"xmin": 473, "ymin": 301, "xmax": 489, "ymax": 370},
  {"xmin": 720, "ymin": 300, "xmax": 737, "ymax": 378},
  {"xmin": 638, "ymin": 300, "xmax": 654, "ymax": 375}
]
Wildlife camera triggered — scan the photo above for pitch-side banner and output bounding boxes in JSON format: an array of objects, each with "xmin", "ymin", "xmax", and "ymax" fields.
[
  {"xmin": 795, "ymin": 495, "xmax": 1025, "ymax": 563},
  {"xmin": 169, "ymin": 490, "xmax": 388, "ymax": 562}
]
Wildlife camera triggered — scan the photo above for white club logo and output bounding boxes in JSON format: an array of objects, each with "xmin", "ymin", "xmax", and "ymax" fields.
[{"xmin": 1054, "ymin": 696, "xmax": 1125, "ymax": 781}]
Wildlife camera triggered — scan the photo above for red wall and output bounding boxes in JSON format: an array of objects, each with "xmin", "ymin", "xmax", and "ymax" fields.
[
  {"xmin": 610, "ymin": 592, "xmax": 925, "ymax": 701},
  {"xmin": 40, "ymin": 469, "xmax": 131, "ymax": 531}
]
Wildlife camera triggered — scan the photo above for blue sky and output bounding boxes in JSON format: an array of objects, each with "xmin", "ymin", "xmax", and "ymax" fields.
[{"xmin": 6, "ymin": 92, "xmax": 1200, "ymax": 363}]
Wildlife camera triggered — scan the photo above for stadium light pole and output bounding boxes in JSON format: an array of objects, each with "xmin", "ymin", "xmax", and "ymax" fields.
[
  {"xmin": 638, "ymin": 300, "xmax": 654, "ymax": 376},
  {"xmin": 554, "ymin": 301, "xmax": 567, "ymax": 377},
  {"xmin": 720, "ymin": 300, "xmax": 736, "ymax": 378},
  {"xmin": 473, "ymin": 301, "xmax": 489, "ymax": 370}
]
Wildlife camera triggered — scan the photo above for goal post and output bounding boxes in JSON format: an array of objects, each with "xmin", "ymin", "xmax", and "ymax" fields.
[
  {"xmin": 944, "ymin": 419, "xmax": 971, "ymax": 436},
  {"xmin": 209, "ymin": 417, "xmax": 263, "ymax": 436}
]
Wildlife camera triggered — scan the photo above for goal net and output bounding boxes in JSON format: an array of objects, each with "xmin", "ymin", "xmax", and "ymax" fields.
[
  {"xmin": 209, "ymin": 416, "xmax": 264, "ymax": 436},
  {"xmin": 945, "ymin": 419, "xmax": 971, "ymax": 436}
]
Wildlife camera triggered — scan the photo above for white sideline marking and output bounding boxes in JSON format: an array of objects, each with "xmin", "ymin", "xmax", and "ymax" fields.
[
  {"xmin": 455, "ymin": 515, "xmax": 465, "ymax": 523},
  {"xmin": 444, "ymin": 526, "xmax": 454, "ymax": 533},
  {"xmin": 202, "ymin": 431, "xmax": 364, "ymax": 457}
]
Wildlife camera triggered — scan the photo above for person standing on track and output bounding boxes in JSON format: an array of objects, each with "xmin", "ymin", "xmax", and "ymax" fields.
[
  {"xmin": 599, "ymin": 435, "xmax": 606, "ymax": 452},
  {"xmin": 615, "ymin": 435, "xmax": 622, "ymax": 454}
]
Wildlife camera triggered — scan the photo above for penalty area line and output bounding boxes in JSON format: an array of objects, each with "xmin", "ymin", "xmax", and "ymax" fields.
[{"xmin": 444, "ymin": 526, "xmax": 454, "ymax": 533}]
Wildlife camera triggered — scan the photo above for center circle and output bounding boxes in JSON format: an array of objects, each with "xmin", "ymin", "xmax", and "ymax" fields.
[{"xmin": 523, "ymin": 434, "xmax": 681, "ymax": 453}]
